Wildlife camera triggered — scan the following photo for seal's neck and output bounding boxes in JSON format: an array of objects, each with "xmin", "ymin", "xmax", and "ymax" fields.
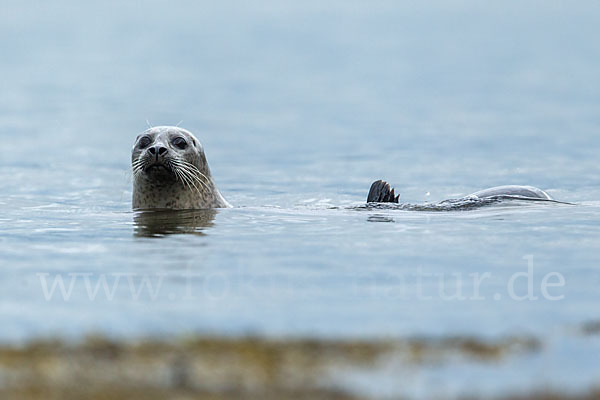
[{"xmin": 132, "ymin": 175, "xmax": 229, "ymax": 210}]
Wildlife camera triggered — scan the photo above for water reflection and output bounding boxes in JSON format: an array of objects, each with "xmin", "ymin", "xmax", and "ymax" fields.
[
  {"xmin": 133, "ymin": 209, "xmax": 217, "ymax": 237},
  {"xmin": 367, "ymin": 215, "xmax": 396, "ymax": 223}
]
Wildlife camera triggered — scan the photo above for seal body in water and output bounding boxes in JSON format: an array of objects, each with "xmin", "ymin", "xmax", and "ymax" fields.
[
  {"xmin": 132, "ymin": 126, "xmax": 230, "ymax": 210},
  {"xmin": 367, "ymin": 180, "xmax": 555, "ymax": 204}
]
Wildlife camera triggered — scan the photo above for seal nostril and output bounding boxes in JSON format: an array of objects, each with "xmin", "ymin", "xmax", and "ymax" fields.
[{"xmin": 148, "ymin": 146, "xmax": 167, "ymax": 156}]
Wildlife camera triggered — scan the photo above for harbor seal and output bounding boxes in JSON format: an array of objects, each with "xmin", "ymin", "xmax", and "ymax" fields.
[
  {"xmin": 132, "ymin": 126, "xmax": 230, "ymax": 210},
  {"xmin": 367, "ymin": 180, "xmax": 560, "ymax": 205}
]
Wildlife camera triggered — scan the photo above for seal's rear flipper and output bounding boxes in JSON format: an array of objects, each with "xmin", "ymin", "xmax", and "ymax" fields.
[{"xmin": 367, "ymin": 180, "xmax": 399, "ymax": 203}]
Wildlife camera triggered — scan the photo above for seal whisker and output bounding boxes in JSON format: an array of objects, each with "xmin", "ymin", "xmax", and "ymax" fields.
[
  {"xmin": 184, "ymin": 169, "xmax": 212, "ymax": 193},
  {"xmin": 168, "ymin": 158, "xmax": 202, "ymax": 192},
  {"xmin": 131, "ymin": 159, "xmax": 146, "ymax": 176},
  {"xmin": 176, "ymin": 166, "xmax": 205, "ymax": 200},
  {"xmin": 175, "ymin": 159, "xmax": 212, "ymax": 188},
  {"xmin": 179, "ymin": 166, "xmax": 210, "ymax": 194},
  {"xmin": 174, "ymin": 167, "xmax": 193, "ymax": 193},
  {"xmin": 167, "ymin": 161, "xmax": 187, "ymax": 186},
  {"xmin": 170, "ymin": 160, "xmax": 212, "ymax": 192},
  {"xmin": 132, "ymin": 158, "xmax": 146, "ymax": 168}
]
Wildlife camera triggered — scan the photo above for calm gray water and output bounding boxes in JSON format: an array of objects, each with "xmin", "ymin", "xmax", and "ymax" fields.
[{"xmin": 1, "ymin": 1, "xmax": 599, "ymax": 398}]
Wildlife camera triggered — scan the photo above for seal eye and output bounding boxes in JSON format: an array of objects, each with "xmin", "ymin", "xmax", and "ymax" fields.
[
  {"xmin": 138, "ymin": 136, "xmax": 152, "ymax": 148},
  {"xmin": 172, "ymin": 137, "xmax": 187, "ymax": 150}
]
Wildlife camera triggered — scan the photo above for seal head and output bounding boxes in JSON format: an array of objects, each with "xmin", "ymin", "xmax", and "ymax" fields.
[{"xmin": 132, "ymin": 126, "xmax": 230, "ymax": 209}]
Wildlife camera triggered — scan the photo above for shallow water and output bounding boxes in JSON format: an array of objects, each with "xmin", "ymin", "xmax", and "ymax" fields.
[{"xmin": 1, "ymin": 1, "xmax": 600, "ymax": 398}]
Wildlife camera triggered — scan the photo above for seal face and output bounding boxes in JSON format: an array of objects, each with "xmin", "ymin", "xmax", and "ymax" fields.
[{"xmin": 132, "ymin": 126, "xmax": 230, "ymax": 210}]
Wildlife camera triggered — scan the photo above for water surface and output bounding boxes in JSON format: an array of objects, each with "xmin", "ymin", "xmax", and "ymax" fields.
[{"xmin": 1, "ymin": 1, "xmax": 599, "ymax": 398}]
